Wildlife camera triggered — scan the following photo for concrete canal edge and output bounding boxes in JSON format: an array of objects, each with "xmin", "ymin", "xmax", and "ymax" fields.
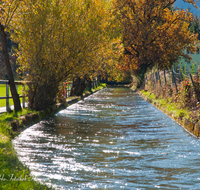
[
  {"xmin": 137, "ymin": 90, "xmax": 200, "ymax": 139},
  {"xmin": 9, "ymin": 89, "xmax": 103, "ymax": 134}
]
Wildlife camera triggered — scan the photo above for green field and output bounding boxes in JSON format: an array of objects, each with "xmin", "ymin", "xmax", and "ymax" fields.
[{"xmin": 0, "ymin": 84, "xmax": 28, "ymax": 108}]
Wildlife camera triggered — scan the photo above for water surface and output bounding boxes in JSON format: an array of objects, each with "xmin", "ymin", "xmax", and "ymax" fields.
[{"xmin": 13, "ymin": 87, "xmax": 200, "ymax": 189}]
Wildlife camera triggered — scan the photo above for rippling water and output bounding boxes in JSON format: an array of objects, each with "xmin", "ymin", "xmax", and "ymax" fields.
[{"xmin": 13, "ymin": 87, "xmax": 200, "ymax": 189}]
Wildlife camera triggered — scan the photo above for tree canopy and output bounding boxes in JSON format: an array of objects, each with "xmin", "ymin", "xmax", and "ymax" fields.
[
  {"xmin": 0, "ymin": 0, "xmax": 199, "ymax": 110},
  {"xmin": 11, "ymin": 0, "xmax": 118, "ymax": 110},
  {"xmin": 114, "ymin": 0, "xmax": 198, "ymax": 85}
]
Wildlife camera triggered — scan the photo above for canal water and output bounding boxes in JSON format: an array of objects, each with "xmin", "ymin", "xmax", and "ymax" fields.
[{"xmin": 13, "ymin": 87, "xmax": 200, "ymax": 189}]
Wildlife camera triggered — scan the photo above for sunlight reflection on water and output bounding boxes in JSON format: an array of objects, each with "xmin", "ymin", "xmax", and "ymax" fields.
[{"xmin": 13, "ymin": 87, "xmax": 200, "ymax": 189}]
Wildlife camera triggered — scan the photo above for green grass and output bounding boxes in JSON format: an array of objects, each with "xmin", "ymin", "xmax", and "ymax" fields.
[
  {"xmin": 0, "ymin": 109, "xmax": 54, "ymax": 190},
  {"xmin": 92, "ymin": 83, "xmax": 107, "ymax": 92},
  {"xmin": 82, "ymin": 83, "xmax": 106, "ymax": 95},
  {"xmin": 0, "ymin": 141, "xmax": 53, "ymax": 190},
  {"xmin": 0, "ymin": 84, "xmax": 28, "ymax": 108},
  {"xmin": 131, "ymin": 85, "xmax": 137, "ymax": 91},
  {"xmin": 0, "ymin": 82, "xmax": 106, "ymax": 190},
  {"xmin": 140, "ymin": 90, "xmax": 191, "ymax": 119}
]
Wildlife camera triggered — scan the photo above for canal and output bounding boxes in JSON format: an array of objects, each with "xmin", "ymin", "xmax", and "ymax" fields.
[{"xmin": 13, "ymin": 87, "xmax": 200, "ymax": 189}]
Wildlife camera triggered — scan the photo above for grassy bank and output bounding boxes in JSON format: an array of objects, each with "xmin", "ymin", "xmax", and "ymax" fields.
[
  {"xmin": 0, "ymin": 109, "xmax": 53, "ymax": 190},
  {"xmin": 83, "ymin": 82, "xmax": 107, "ymax": 94},
  {"xmin": 0, "ymin": 83, "xmax": 107, "ymax": 189},
  {"xmin": 139, "ymin": 89, "xmax": 200, "ymax": 137},
  {"xmin": 139, "ymin": 90, "xmax": 191, "ymax": 119}
]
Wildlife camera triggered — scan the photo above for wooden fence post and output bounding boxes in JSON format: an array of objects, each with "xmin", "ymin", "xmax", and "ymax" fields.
[
  {"xmin": 154, "ymin": 72, "xmax": 157, "ymax": 93},
  {"xmin": 172, "ymin": 69, "xmax": 178, "ymax": 93},
  {"xmin": 6, "ymin": 84, "xmax": 9, "ymax": 112},
  {"xmin": 189, "ymin": 74, "xmax": 199, "ymax": 101},
  {"xmin": 158, "ymin": 71, "xmax": 162, "ymax": 86},
  {"xmin": 151, "ymin": 72, "xmax": 154, "ymax": 89},
  {"xmin": 67, "ymin": 82, "xmax": 70, "ymax": 98},
  {"xmin": 164, "ymin": 70, "xmax": 167, "ymax": 85},
  {"xmin": 153, "ymin": 73, "xmax": 155, "ymax": 87}
]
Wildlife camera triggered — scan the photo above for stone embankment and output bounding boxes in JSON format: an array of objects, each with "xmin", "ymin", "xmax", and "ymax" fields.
[{"xmin": 138, "ymin": 90, "xmax": 200, "ymax": 139}]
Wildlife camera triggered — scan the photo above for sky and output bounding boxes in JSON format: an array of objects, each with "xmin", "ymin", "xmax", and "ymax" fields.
[{"xmin": 174, "ymin": 0, "xmax": 200, "ymax": 16}]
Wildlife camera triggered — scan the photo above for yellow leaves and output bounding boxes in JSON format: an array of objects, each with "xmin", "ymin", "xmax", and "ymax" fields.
[
  {"xmin": 10, "ymin": 0, "xmax": 116, "ymax": 83},
  {"xmin": 0, "ymin": 0, "xmax": 22, "ymax": 28}
]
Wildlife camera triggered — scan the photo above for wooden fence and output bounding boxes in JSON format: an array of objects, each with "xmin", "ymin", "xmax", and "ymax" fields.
[
  {"xmin": 145, "ymin": 70, "xmax": 200, "ymax": 101},
  {"xmin": 0, "ymin": 78, "xmax": 98, "ymax": 112},
  {"xmin": 0, "ymin": 80, "xmax": 27, "ymax": 112}
]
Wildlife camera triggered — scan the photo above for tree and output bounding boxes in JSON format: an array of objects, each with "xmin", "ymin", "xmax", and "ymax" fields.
[
  {"xmin": 114, "ymin": 0, "xmax": 198, "ymax": 86},
  {"xmin": 12, "ymin": 0, "xmax": 116, "ymax": 110},
  {"xmin": 0, "ymin": 0, "xmax": 22, "ymax": 111},
  {"xmin": 189, "ymin": 15, "xmax": 200, "ymax": 40}
]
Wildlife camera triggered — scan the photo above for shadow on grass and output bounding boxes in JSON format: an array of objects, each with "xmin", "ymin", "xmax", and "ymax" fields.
[
  {"xmin": 0, "ymin": 109, "xmax": 54, "ymax": 190},
  {"xmin": 0, "ymin": 141, "xmax": 53, "ymax": 190}
]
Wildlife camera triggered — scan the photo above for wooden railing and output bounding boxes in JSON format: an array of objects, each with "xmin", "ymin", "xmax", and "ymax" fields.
[
  {"xmin": 0, "ymin": 80, "xmax": 27, "ymax": 112},
  {"xmin": 0, "ymin": 78, "xmax": 98, "ymax": 112}
]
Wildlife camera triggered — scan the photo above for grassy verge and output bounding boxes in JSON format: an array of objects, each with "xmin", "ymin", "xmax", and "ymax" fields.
[
  {"xmin": 0, "ymin": 83, "xmax": 106, "ymax": 189},
  {"xmin": 92, "ymin": 83, "xmax": 107, "ymax": 92},
  {"xmin": 139, "ymin": 89, "xmax": 200, "ymax": 137},
  {"xmin": 140, "ymin": 90, "xmax": 191, "ymax": 119},
  {"xmin": 83, "ymin": 83, "xmax": 107, "ymax": 95},
  {"xmin": 0, "ymin": 109, "xmax": 54, "ymax": 190}
]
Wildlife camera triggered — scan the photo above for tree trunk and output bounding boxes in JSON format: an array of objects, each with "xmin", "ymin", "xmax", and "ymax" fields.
[
  {"xmin": 0, "ymin": 23, "xmax": 22, "ymax": 112},
  {"xmin": 70, "ymin": 74, "xmax": 92, "ymax": 97},
  {"xmin": 70, "ymin": 77, "xmax": 86, "ymax": 96},
  {"xmin": 134, "ymin": 63, "xmax": 148, "ymax": 88}
]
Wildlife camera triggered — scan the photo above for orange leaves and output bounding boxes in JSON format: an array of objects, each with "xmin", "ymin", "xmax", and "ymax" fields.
[{"xmin": 114, "ymin": 0, "xmax": 198, "ymax": 75}]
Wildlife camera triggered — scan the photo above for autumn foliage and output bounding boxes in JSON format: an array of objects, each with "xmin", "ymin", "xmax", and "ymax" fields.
[
  {"xmin": 1, "ymin": 0, "xmax": 199, "ymax": 110},
  {"xmin": 114, "ymin": 0, "xmax": 198, "ymax": 86},
  {"xmin": 10, "ymin": 0, "xmax": 116, "ymax": 110}
]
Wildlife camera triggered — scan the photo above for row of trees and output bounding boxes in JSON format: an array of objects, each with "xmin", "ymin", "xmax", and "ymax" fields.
[
  {"xmin": 0, "ymin": 0, "xmax": 199, "ymax": 111},
  {"xmin": 1, "ymin": 0, "xmax": 123, "ymax": 111}
]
